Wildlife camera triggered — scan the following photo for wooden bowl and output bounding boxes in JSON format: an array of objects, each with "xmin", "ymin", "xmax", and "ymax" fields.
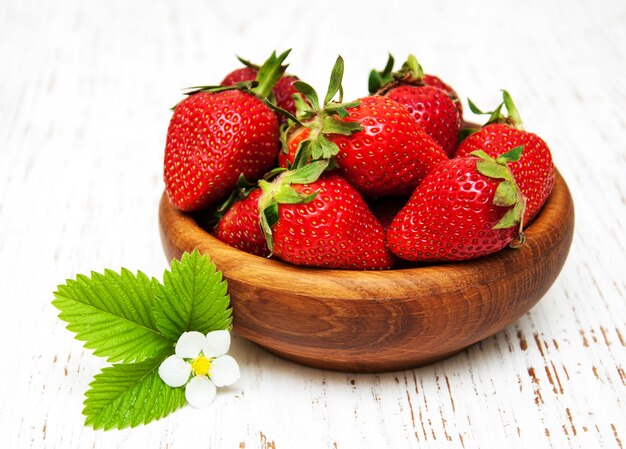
[{"xmin": 159, "ymin": 171, "xmax": 574, "ymax": 373}]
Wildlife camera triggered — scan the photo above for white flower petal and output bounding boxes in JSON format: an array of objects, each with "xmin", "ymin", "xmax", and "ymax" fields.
[
  {"xmin": 176, "ymin": 331, "xmax": 207, "ymax": 358},
  {"xmin": 209, "ymin": 355, "xmax": 240, "ymax": 387},
  {"xmin": 203, "ymin": 330, "xmax": 231, "ymax": 358},
  {"xmin": 158, "ymin": 355, "xmax": 191, "ymax": 387},
  {"xmin": 185, "ymin": 376, "xmax": 217, "ymax": 408}
]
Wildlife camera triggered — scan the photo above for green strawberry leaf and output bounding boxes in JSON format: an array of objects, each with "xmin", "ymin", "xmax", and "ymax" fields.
[
  {"xmin": 213, "ymin": 174, "xmax": 258, "ymax": 222},
  {"xmin": 324, "ymin": 56, "xmax": 345, "ymax": 105},
  {"xmin": 282, "ymin": 159, "xmax": 330, "ymax": 184},
  {"xmin": 467, "ymin": 98, "xmax": 486, "ymax": 115},
  {"xmin": 291, "ymin": 139, "xmax": 312, "ymax": 169},
  {"xmin": 400, "ymin": 54, "xmax": 424, "ymax": 80},
  {"xmin": 501, "ymin": 90, "xmax": 523, "ymax": 126},
  {"xmin": 153, "ymin": 250, "xmax": 232, "ymax": 340},
  {"xmin": 368, "ymin": 70, "xmax": 384, "ymax": 94},
  {"xmin": 273, "ymin": 185, "xmax": 310, "ymax": 204},
  {"xmin": 469, "ymin": 91, "xmax": 524, "ymax": 129},
  {"xmin": 53, "ymin": 269, "xmax": 174, "ymax": 364},
  {"xmin": 83, "ymin": 357, "xmax": 186, "ymax": 430},
  {"xmin": 260, "ymin": 202, "xmax": 279, "ymax": 253},
  {"xmin": 475, "ymin": 159, "xmax": 511, "ymax": 181},
  {"xmin": 294, "ymin": 80, "xmax": 320, "ymax": 111},
  {"xmin": 252, "ymin": 49, "xmax": 291, "ymax": 98},
  {"xmin": 322, "ymin": 116, "xmax": 362, "ymax": 136},
  {"xmin": 263, "ymin": 98, "xmax": 302, "ymax": 125},
  {"xmin": 310, "ymin": 135, "xmax": 339, "ymax": 160},
  {"xmin": 493, "ymin": 180, "xmax": 518, "ymax": 207},
  {"xmin": 496, "ymin": 145, "xmax": 524, "ymax": 164},
  {"xmin": 368, "ymin": 53, "xmax": 395, "ymax": 93},
  {"xmin": 293, "ymin": 92, "xmax": 314, "ymax": 119},
  {"xmin": 236, "ymin": 55, "xmax": 259, "ymax": 69},
  {"xmin": 494, "ymin": 200, "xmax": 525, "ymax": 229}
]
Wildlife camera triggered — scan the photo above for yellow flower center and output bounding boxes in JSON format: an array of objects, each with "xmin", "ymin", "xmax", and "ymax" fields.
[{"xmin": 191, "ymin": 355, "xmax": 211, "ymax": 376}]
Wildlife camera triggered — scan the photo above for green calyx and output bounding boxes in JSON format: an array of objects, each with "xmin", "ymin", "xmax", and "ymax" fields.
[
  {"xmin": 257, "ymin": 160, "xmax": 330, "ymax": 253},
  {"xmin": 252, "ymin": 49, "xmax": 292, "ymax": 98},
  {"xmin": 368, "ymin": 53, "xmax": 425, "ymax": 94},
  {"xmin": 470, "ymin": 146, "xmax": 527, "ymax": 246},
  {"xmin": 213, "ymin": 174, "xmax": 258, "ymax": 224},
  {"xmin": 235, "ymin": 55, "xmax": 260, "ymax": 70},
  {"xmin": 180, "ymin": 49, "xmax": 292, "ymax": 101},
  {"xmin": 467, "ymin": 90, "xmax": 524, "ymax": 129},
  {"xmin": 283, "ymin": 55, "xmax": 363, "ymax": 170}
]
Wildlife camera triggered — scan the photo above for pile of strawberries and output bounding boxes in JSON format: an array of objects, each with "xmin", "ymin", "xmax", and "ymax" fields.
[{"xmin": 163, "ymin": 50, "xmax": 555, "ymax": 270}]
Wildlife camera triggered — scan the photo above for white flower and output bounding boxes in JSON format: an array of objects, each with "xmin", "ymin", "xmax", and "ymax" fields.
[{"xmin": 158, "ymin": 330, "xmax": 240, "ymax": 408}]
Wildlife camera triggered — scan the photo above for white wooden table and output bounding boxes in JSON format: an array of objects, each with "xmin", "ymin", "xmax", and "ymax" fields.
[{"xmin": 1, "ymin": 0, "xmax": 624, "ymax": 447}]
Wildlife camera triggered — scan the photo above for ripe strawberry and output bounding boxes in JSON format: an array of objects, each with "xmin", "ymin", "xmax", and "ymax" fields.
[
  {"xmin": 333, "ymin": 96, "xmax": 449, "ymax": 197},
  {"xmin": 279, "ymin": 57, "xmax": 448, "ymax": 197},
  {"xmin": 421, "ymin": 74, "xmax": 462, "ymax": 113},
  {"xmin": 369, "ymin": 53, "xmax": 463, "ymax": 115},
  {"xmin": 220, "ymin": 56, "xmax": 301, "ymax": 120},
  {"xmin": 455, "ymin": 91, "xmax": 554, "ymax": 223},
  {"xmin": 256, "ymin": 161, "xmax": 394, "ymax": 269},
  {"xmin": 214, "ymin": 188, "xmax": 270, "ymax": 257},
  {"xmin": 387, "ymin": 147, "xmax": 527, "ymax": 262},
  {"xmin": 164, "ymin": 50, "xmax": 290, "ymax": 211},
  {"xmin": 220, "ymin": 66, "xmax": 258, "ymax": 86},
  {"xmin": 369, "ymin": 55, "xmax": 462, "ymax": 157}
]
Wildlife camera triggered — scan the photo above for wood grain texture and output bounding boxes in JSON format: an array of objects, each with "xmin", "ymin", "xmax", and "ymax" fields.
[
  {"xmin": 1, "ymin": 0, "xmax": 625, "ymax": 448},
  {"xmin": 159, "ymin": 172, "xmax": 575, "ymax": 372}
]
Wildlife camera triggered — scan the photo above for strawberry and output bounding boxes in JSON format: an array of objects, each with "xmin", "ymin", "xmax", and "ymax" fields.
[
  {"xmin": 368, "ymin": 54, "xmax": 462, "ymax": 157},
  {"xmin": 455, "ymin": 91, "xmax": 554, "ymax": 223},
  {"xmin": 369, "ymin": 53, "xmax": 463, "ymax": 115},
  {"xmin": 387, "ymin": 147, "xmax": 527, "ymax": 262},
  {"xmin": 214, "ymin": 188, "xmax": 270, "ymax": 257},
  {"xmin": 279, "ymin": 57, "xmax": 448, "ymax": 197},
  {"xmin": 220, "ymin": 56, "xmax": 301, "ymax": 121},
  {"xmin": 256, "ymin": 161, "xmax": 394, "ymax": 269},
  {"xmin": 164, "ymin": 50, "xmax": 290, "ymax": 212},
  {"xmin": 220, "ymin": 66, "xmax": 258, "ymax": 86}
]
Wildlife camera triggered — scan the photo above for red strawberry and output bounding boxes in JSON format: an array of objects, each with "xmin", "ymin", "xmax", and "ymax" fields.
[
  {"xmin": 422, "ymin": 74, "xmax": 462, "ymax": 113},
  {"xmin": 214, "ymin": 188, "xmax": 270, "ymax": 257},
  {"xmin": 369, "ymin": 53, "xmax": 463, "ymax": 115},
  {"xmin": 256, "ymin": 161, "xmax": 394, "ymax": 269},
  {"xmin": 332, "ymin": 96, "xmax": 447, "ymax": 196},
  {"xmin": 385, "ymin": 85, "xmax": 461, "ymax": 157},
  {"xmin": 220, "ymin": 66, "xmax": 258, "ymax": 86},
  {"xmin": 278, "ymin": 57, "xmax": 448, "ymax": 197},
  {"xmin": 369, "ymin": 55, "xmax": 462, "ymax": 157},
  {"xmin": 455, "ymin": 91, "xmax": 554, "ymax": 223},
  {"xmin": 387, "ymin": 147, "xmax": 527, "ymax": 262},
  {"xmin": 164, "ymin": 50, "xmax": 290, "ymax": 211},
  {"xmin": 220, "ymin": 56, "xmax": 301, "ymax": 120}
]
